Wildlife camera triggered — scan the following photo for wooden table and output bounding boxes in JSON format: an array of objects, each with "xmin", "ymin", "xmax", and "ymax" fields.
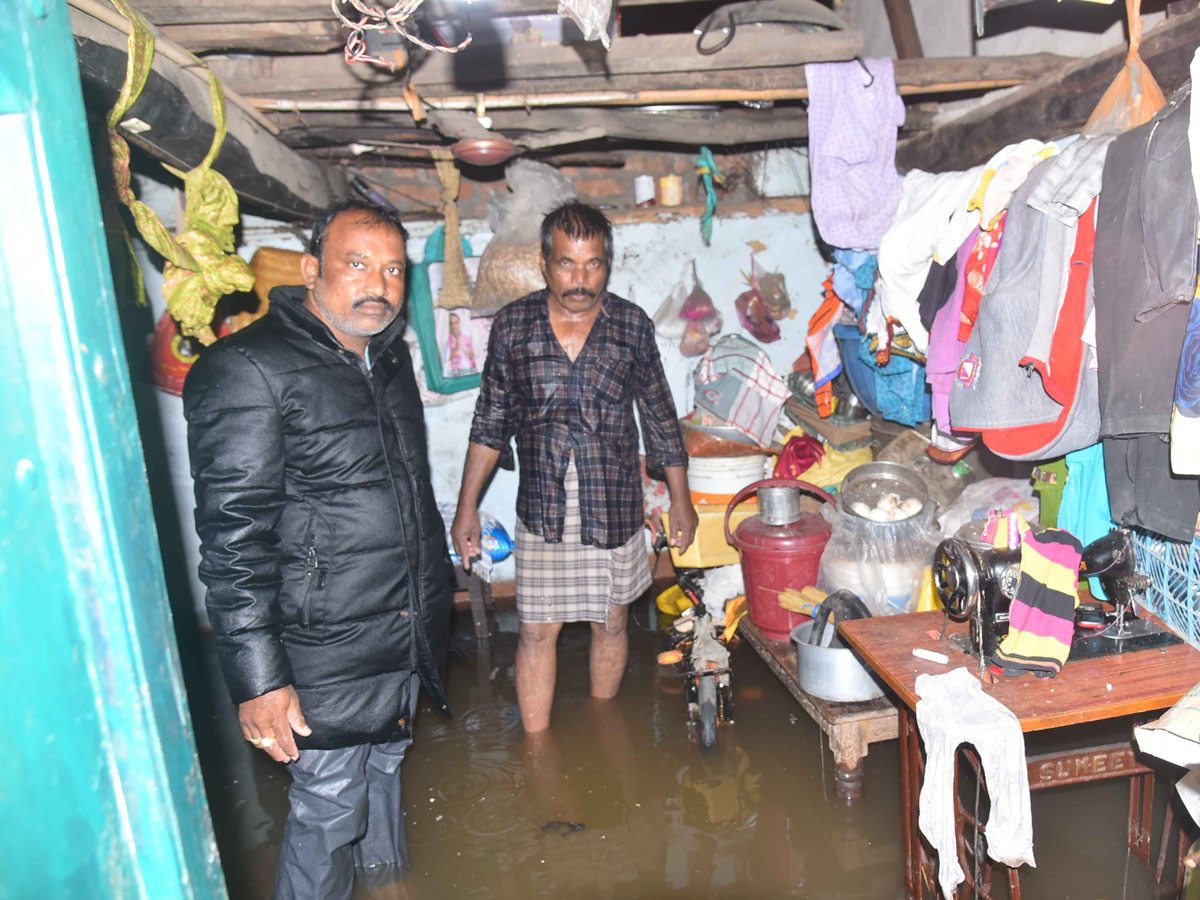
[
  {"xmin": 839, "ymin": 610, "xmax": 1200, "ymax": 899},
  {"xmin": 739, "ymin": 620, "xmax": 899, "ymax": 801}
]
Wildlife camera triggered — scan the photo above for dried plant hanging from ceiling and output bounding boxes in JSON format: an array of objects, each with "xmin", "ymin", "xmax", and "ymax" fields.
[
  {"xmin": 334, "ymin": 0, "xmax": 472, "ymax": 68},
  {"xmin": 106, "ymin": 0, "xmax": 253, "ymax": 344},
  {"xmin": 431, "ymin": 149, "xmax": 473, "ymax": 309}
]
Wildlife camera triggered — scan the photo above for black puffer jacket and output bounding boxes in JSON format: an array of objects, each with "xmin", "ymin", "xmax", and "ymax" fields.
[{"xmin": 184, "ymin": 286, "xmax": 452, "ymax": 749}]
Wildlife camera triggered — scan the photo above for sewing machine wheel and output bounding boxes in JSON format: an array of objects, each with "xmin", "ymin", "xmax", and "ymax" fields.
[{"xmin": 933, "ymin": 539, "xmax": 980, "ymax": 620}]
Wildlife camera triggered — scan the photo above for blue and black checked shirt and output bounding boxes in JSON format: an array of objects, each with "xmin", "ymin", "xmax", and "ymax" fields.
[{"xmin": 469, "ymin": 289, "xmax": 687, "ymax": 548}]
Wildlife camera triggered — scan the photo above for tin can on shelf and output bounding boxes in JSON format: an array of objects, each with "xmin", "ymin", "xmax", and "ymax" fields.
[{"xmin": 658, "ymin": 174, "xmax": 683, "ymax": 207}]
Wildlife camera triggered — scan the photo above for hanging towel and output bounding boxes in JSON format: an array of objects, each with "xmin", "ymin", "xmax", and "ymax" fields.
[
  {"xmin": 916, "ymin": 667, "xmax": 1035, "ymax": 900},
  {"xmin": 1057, "ymin": 442, "xmax": 1116, "ymax": 599},
  {"xmin": 991, "ymin": 518, "xmax": 1083, "ymax": 678},
  {"xmin": 693, "ymin": 335, "xmax": 789, "ymax": 447}
]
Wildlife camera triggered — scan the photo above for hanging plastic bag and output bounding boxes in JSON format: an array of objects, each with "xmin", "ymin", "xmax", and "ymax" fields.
[
  {"xmin": 817, "ymin": 502, "xmax": 941, "ymax": 617},
  {"xmin": 734, "ymin": 257, "xmax": 780, "ymax": 343},
  {"xmin": 678, "ymin": 262, "xmax": 722, "ymax": 355},
  {"xmin": 680, "ymin": 263, "xmax": 717, "ymax": 319},
  {"xmin": 653, "ymin": 260, "xmax": 693, "ymax": 340},
  {"xmin": 473, "ymin": 160, "xmax": 576, "ymax": 315},
  {"xmin": 558, "ymin": 0, "xmax": 614, "ymax": 47},
  {"xmin": 1083, "ymin": 0, "xmax": 1166, "ymax": 137},
  {"xmin": 679, "ymin": 315, "xmax": 723, "ymax": 357},
  {"xmin": 756, "ymin": 266, "xmax": 792, "ymax": 321}
]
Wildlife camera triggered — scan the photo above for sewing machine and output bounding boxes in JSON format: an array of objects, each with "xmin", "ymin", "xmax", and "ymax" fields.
[{"xmin": 931, "ymin": 527, "xmax": 1181, "ymax": 664}]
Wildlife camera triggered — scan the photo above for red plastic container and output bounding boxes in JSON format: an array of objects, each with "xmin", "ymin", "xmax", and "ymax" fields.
[{"xmin": 724, "ymin": 478, "xmax": 834, "ymax": 641}]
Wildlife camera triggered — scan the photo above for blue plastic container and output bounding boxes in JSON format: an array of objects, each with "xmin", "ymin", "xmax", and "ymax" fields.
[{"xmin": 832, "ymin": 323, "xmax": 931, "ymax": 423}]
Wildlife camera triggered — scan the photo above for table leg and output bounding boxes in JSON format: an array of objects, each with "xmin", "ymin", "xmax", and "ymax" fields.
[
  {"xmin": 830, "ymin": 722, "xmax": 866, "ymax": 804},
  {"xmin": 899, "ymin": 706, "xmax": 923, "ymax": 899},
  {"xmin": 1127, "ymin": 771, "xmax": 1154, "ymax": 865},
  {"xmin": 834, "ymin": 760, "xmax": 864, "ymax": 803}
]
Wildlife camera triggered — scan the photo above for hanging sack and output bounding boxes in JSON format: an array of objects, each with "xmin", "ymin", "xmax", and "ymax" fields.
[
  {"xmin": 473, "ymin": 160, "xmax": 575, "ymax": 315},
  {"xmin": 1083, "ymin": 0, "xmax": 1166, "ymax": 137}
]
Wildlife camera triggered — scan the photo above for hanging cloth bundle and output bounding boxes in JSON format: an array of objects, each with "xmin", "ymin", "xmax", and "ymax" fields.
[
  {"xmin": 105, "ymin": 0, "xmax": 253, "ymax": 344},
  {"xmin": 1082, "ymin": 0, "xmax": 1166, "ymax": 137},
  {"xmin": 432, "ymin": 149, "xmax": 473, "ymax": 309}
]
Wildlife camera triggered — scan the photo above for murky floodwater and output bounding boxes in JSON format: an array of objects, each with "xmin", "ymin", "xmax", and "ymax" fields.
[{"xmin": 190, "ymin": 594, "xmax": 1178, "ymax": 900}]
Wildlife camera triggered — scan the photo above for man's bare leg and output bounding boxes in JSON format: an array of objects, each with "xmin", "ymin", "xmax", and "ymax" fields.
[
  {"xmin": 590, "ymin": 603, "xmax": 629, "ymax": 699},
  {"xmin": 516, "ymin": 621, "xmax": 563, "ymax": 732}
]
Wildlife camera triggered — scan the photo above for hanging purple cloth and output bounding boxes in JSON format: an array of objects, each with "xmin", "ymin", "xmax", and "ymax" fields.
[{"xmin": 805, "ymin": 57, "xmax": 906, "ymax": 252}]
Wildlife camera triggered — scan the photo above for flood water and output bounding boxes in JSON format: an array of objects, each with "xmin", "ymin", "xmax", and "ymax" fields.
[{"xmin": 189, "ymin": 592, "xmax": 1179, "ymax": 900}]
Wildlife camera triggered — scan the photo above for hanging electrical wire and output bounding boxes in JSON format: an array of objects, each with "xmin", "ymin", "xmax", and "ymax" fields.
[{"xmin": 333, "ymin": 0, "xmax": 472, "ymax": 66}]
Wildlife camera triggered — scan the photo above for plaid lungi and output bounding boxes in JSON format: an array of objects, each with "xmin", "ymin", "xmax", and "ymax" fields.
[{"xmin": 515, "ymin": 458, "xmax": 651, "ymax": 625}]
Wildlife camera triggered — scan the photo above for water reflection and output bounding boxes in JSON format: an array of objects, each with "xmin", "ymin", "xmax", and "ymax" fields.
[{"xmin": 193, "ymin": 595, "xmax": 1175, "ymax": 899}]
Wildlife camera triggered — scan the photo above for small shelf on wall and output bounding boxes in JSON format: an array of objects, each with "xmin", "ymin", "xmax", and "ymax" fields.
[{"xmin": 605, "ymin": 195, "xmax": 811, "ymax": 226}]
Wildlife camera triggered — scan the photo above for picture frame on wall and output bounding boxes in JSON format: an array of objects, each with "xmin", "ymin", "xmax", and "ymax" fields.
[{"xmin": 407, "ymin": 227, "xmax": 490, "ymax": 394}]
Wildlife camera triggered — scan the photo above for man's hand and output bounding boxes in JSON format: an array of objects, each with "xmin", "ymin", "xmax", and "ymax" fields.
[
  {"xmin": 239, "ymin": 685, "xmax": 311, "ymax": 763},
  {"xmin": 450, "ymin": 504, "xmax": 482, "ymax": 571},
  {"xmin": 667, "ymin": 501, "xmax": 699, "ymax": 554}
]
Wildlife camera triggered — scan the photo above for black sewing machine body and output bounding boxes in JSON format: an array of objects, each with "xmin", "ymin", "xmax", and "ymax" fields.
[{"xmin": 932, "ymin": 528, "xmax": 1181, "ymax": 662}]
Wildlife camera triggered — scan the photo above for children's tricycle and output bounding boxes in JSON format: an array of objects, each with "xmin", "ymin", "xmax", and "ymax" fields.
[{"xmin": 658, "ymin": 571, "xmax": 737, "ymax": 750}]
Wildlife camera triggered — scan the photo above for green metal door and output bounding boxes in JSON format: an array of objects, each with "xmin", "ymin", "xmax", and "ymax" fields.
[{"xmin": 0, "ymin": 1, "xmax": 226, "ymax": 896}]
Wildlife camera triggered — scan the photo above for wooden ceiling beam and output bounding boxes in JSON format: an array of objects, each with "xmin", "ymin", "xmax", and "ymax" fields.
[
  {"xmin": 139, "ymin": 0, "xmax": 727, "ymax": 27},
  {"xmin": 896, "ymin": 8, "xmax": 1200, "ymax": 172},
  {"xmin": 69, "ymin": 8, "xmax": 350, "ymax": 219},
  {"xmin": 205, "ymin": 26, "xmax": 862, "ymax": 91},
  {"xmin": 236, "ymin": 53, "xmax": 1066, "ymax": 114},
  {"xmin": 161, "ymin": 19, "xmax": 344, "ymax": 54}
]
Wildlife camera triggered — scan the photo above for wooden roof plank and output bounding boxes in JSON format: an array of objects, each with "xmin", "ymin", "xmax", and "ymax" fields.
[
  {"xmin": 139, "ymin": 0, "xmax": 735, "ymax": 27},
  {"xmin": 896, "ymin": 8, "xmax": 1200, "ymax": 172},
  {"xmin": 204, "ymin": 26, "xmax": 862, "ymax": 92}
]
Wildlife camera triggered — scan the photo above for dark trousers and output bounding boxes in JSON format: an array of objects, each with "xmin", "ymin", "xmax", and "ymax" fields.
[{"xmin": 274, "ymin": 678, "xmax": 420, "ymax": 900}]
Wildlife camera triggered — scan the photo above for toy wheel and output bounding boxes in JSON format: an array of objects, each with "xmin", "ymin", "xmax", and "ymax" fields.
[{"xmin": 698, "ymin": 677, "xmax": 718, "ymax": 750}]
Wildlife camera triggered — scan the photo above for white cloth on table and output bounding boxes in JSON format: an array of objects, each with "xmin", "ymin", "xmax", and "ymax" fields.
[{"xmin": 915, "ymin": 667, "xmax": 1036, "ymax": 900}]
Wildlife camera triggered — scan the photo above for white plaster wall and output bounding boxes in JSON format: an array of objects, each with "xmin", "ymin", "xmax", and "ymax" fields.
[
  {"xmin": 416, "ymin": 209, "xmax": 830, "ymax": 581},
  {"xmin": 976, "ymin": 7, "xmax": 1163, "ymax": 57},
  {"xmin": 130, "ymin": 173, "xmax": 829, "ymax": 595}
]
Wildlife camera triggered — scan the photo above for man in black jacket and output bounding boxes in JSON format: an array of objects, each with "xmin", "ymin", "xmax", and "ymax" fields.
[{"xmin": 184, "ymin": 198, "xmax": 452, "ymax": 899}]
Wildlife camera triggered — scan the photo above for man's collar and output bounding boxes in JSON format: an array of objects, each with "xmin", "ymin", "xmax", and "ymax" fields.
[{"xmin": 540, "ymin": 288, "xmax": 612, "ymax": 319}]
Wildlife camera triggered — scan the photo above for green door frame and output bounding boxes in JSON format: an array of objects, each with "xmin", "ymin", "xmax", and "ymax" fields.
[{"xmin": 0, "ymin": 1, "xmax": 225, "ymax": 896}]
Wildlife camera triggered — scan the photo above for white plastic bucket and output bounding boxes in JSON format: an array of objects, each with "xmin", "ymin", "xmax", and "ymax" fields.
[{"xmin": 688, "ymin": 455, "xmax": 766, "ymax": 505}]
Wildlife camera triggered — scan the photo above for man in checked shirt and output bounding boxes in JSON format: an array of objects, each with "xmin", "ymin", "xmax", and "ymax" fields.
[{"xmin": 451, "ymin": 200, "xmax": 698, "ymax": 732}]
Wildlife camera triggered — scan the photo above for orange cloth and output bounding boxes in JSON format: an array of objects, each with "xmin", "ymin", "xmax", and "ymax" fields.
[{"xmin": 807, "ymin": 277, "xmax": 845, "ymax": 417}]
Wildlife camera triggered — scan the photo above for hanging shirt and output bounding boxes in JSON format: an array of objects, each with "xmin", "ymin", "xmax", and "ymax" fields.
[
  {"xmin": 875, "ymin": 139, "xmax": 1055, "ymax": 354},
  {"xmin": 1094, "ymin": 83, "xmax": 1200, "ymax": 540},
  {"xmin": 805, "ymin": 58, "xmax": 906, "ymax": 251},
  {"xmin": 956, "ymin": 214, "xmax": 1007, "ymax": 343},
  {"xmin": 831, "ymin": 249, "xmax": 877, "ymax": 316},
  {"xmin": 1171, "ymin": 278, "xmax": 1200, "ymax": 475},
  {"xmin": 926, "ymin": 230, "xmax": 976, "ymax": 439},
  {"xmin": 1172, "ymin": 50, "xmax": 1200, "ymax": 476}
]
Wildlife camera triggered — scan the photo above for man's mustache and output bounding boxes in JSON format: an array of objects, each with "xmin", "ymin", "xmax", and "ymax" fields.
[
  {"xmin": 564, "ymin": 287, "xmax": 596, "ymax": 298},
  {"xmin": 353, "ymin": 294, "xmax": 395, "ymax": 311}
]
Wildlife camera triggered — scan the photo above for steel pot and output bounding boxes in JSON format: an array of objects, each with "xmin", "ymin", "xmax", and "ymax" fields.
[{"xmin": 791, "ymin": 620, "xmax": 886, "ymax": 703}]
